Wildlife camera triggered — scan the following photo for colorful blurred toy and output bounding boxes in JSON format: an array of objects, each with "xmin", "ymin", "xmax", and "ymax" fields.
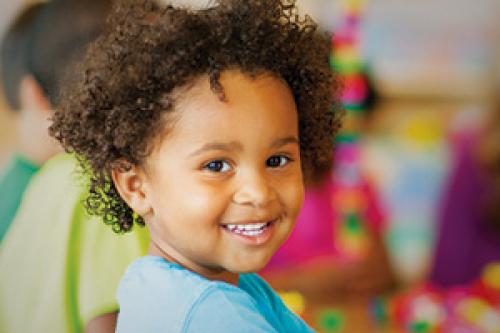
[
  {"xmin": 317, "ymin": 308, "xmax": 344, "ymax": 333},
  {"xmin": 457, "ymin": 297, "xmax": 500, "ymax": 333},
  {"xmin": 385, "ymin": 262, "xmax": 500, "ymax": 332},
  {"xmin": 330, "ymin": 0, "xmax": 381, "ymax": 263},
  {"xmin": 331, "ymin": 142, "xmax": 371, "ymax": 260},
  {"xmin": 278, "ymin": 290, "xmax": 306, "ymax": 318},
  {"xmin": 369, "ymin": 296, "xmax": 390, "ymax": 327},
  {"xmin": 392, "ymin": 285, "xmax": 446, "ymax": 333},
  {"xmin": 480, "ymin": 262, "xmax": 500, "ymax": 305}
]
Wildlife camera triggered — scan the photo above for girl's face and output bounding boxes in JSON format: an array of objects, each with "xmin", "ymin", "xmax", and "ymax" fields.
[{"xmin": 129, "ymin": 70, "xmax": 303, "ymax": 283}]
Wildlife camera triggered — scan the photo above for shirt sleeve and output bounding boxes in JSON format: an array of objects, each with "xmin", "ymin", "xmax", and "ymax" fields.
[{"xmin": 183, "ymin": 286, "xmax": 279, "ymax": 333}]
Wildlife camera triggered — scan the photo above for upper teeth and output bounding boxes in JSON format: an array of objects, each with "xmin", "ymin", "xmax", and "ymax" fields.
[{"xmin": 225, "ymin": 222, "xmax": 267, "ymax": 232}]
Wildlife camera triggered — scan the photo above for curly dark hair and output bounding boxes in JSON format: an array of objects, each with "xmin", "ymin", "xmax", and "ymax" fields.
[{"xmin": 50, "ymin": 0, "xmax": 343, "ymax": 233}]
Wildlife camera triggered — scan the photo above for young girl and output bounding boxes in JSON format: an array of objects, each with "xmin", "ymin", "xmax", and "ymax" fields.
[{"xmin": 50, "ymin": 0, "xmax": 341, "ymax": 331}]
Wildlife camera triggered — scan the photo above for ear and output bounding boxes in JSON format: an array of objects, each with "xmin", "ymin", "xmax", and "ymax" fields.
[
  {"xmin": 111, "ymin": 164, "xmax": 153, "ymax": 219},
  {"xmin": 19, "ymin": 75, "xmax": 51, "ymax": 114}
]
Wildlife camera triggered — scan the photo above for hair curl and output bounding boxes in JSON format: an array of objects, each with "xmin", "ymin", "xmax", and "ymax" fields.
[{"xmin": 50, "ymin": 0, "xmax": 343, "ymax": 233}]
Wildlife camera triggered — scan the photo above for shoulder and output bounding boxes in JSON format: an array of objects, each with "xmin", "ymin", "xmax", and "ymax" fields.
[
  {"xmin": 183, "ymin": 274, "xmax": 279, "ymax": 333},
  {"xmin": 2, "ymin": 153, "xmax": 89, "ymax": 251},
  {"xmin": 0, "ymin": 153, "xmax": 84, "ymax": 250},
  {"xmin": 21, "ymin": 153, "xmax": 84, "ymax": 204},
  {"xmin": 35, "ymin": 153, "xmax": 82, "ymax": 186},
  {"xmin": 117, "ymin": 262, "xmax": 278, "ymax": 333},
  {"xmin": 185, "ymin": 274, "xmax": 314, "ymax": 332},
  {"xmin": 118, "ymin": 256, "xmax": 210, "ymax": 304},
  {"xmin": 117, "ymin": 257, "xmax": 220, "ymax": 332}
]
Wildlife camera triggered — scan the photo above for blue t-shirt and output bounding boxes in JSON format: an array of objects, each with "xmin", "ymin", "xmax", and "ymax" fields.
[{"xmin": 117, "ymin": 256, "xmax": 315, "ymax": 332}]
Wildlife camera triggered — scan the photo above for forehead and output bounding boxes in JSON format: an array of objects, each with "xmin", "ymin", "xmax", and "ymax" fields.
[{"xmin": 167, "ymin": 70, "xmax": 299, "ymax": 143}]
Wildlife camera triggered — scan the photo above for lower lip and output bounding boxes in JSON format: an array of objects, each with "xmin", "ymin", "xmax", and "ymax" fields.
[{"xmin": 221, "ymin": 220, "xmax": 277, "ymax": 246}]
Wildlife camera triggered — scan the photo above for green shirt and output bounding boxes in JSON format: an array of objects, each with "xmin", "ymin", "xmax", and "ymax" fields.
[
  {"xmin": 0, "ymin": 155, "xmax": 40, "ymax": 242},
  {"xmin": 0, "ymin": 154, "xmax": 149, "ymax": 333}
]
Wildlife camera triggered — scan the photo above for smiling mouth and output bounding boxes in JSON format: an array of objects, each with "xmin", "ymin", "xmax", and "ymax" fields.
[{"xmin": 221, "ymin": 220, "xmax": 275, "ymax": 237}]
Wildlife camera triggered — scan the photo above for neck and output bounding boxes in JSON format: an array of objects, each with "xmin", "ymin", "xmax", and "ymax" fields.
[{"xmin": 16, "ymin": 108, "xmax": 60, "ymax": 165}]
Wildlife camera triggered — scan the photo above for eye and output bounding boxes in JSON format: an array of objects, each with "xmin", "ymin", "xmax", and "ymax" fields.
[
  {"xmin": 203, "ymin": 160, "xmax": 231, "ymax": 173},
  {"xmin": 266, "ymin": 155, "xmax": 290, "ymax": 168}
]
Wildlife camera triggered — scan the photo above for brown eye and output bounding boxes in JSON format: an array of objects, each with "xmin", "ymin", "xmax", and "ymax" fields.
[
  {"xmin": 266, "ymin": 155, "xmax": 289, "ymax": 168},
  {"xmin": 203, "ymin": 160, "xmax": 231, "ymax": 173}
]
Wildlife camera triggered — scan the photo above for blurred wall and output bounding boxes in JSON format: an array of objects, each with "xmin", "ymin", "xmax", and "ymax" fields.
[
  {"xmin": 363, "ymin": 0, "xmax": 500, "ymax": 100},
  {"xmin": 301, "ymin": 0, "xmax": 499, "ymax": 101}
]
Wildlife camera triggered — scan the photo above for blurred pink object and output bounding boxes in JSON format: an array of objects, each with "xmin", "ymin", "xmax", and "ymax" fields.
[
  {"xmin": 265, "ymin": 148, "xmax": 385, "ymax": 271},
  {"xmin": 341, "ymin": 74, "xmax": 369, "ymax": 105}
]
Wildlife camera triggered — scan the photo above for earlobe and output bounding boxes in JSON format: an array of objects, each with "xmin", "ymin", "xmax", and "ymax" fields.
[{"xmin": 111, "ymin": 164, "xmax": 152, "ymax": 218}]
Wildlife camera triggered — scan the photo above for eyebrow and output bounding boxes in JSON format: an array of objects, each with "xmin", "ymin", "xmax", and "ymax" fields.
[
  {"xmin": 188, "ymin": 141, "xmax": 243, "ymax": 158},
  {"xmin": 271, "ymin": 136, "xmax": 300, "ymax": 149},
  {"xmin": 188, "ymin": 136, "xmax": 299, "ymax": 158}
]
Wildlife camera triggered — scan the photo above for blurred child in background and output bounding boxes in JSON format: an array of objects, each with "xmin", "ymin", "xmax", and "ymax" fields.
[
  {"xmin": 430, "ymin": 103, "xmax": 500, "ymax": 287},
  {"xmin": 0, "ymin": 0, "xmax": 110, "ymax": 242},
  {"xmin": 0, "ymin": 1, "xmax": 148, "ymax": 333},
  {"xmin": 0, "ymin": 2, "xmax": 50, "ymax": 242}
]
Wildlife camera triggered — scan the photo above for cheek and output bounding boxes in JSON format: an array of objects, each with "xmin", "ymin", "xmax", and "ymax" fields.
[
  {"xmin": 279, "ymin": 176, "xmax": 305, "ymax": 218},
  {"xmin": 291, "ymin": 184, "xmax": 305, "ymax": 217},
  {"xmin": 160, "ymin": 179, "xmax": 231, "ymax": 224}
]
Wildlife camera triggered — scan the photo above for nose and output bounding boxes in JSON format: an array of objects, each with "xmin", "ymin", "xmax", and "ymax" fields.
[{"xmin": 232, "ymin": 169, "xmax": 277, "ymax": 208}]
